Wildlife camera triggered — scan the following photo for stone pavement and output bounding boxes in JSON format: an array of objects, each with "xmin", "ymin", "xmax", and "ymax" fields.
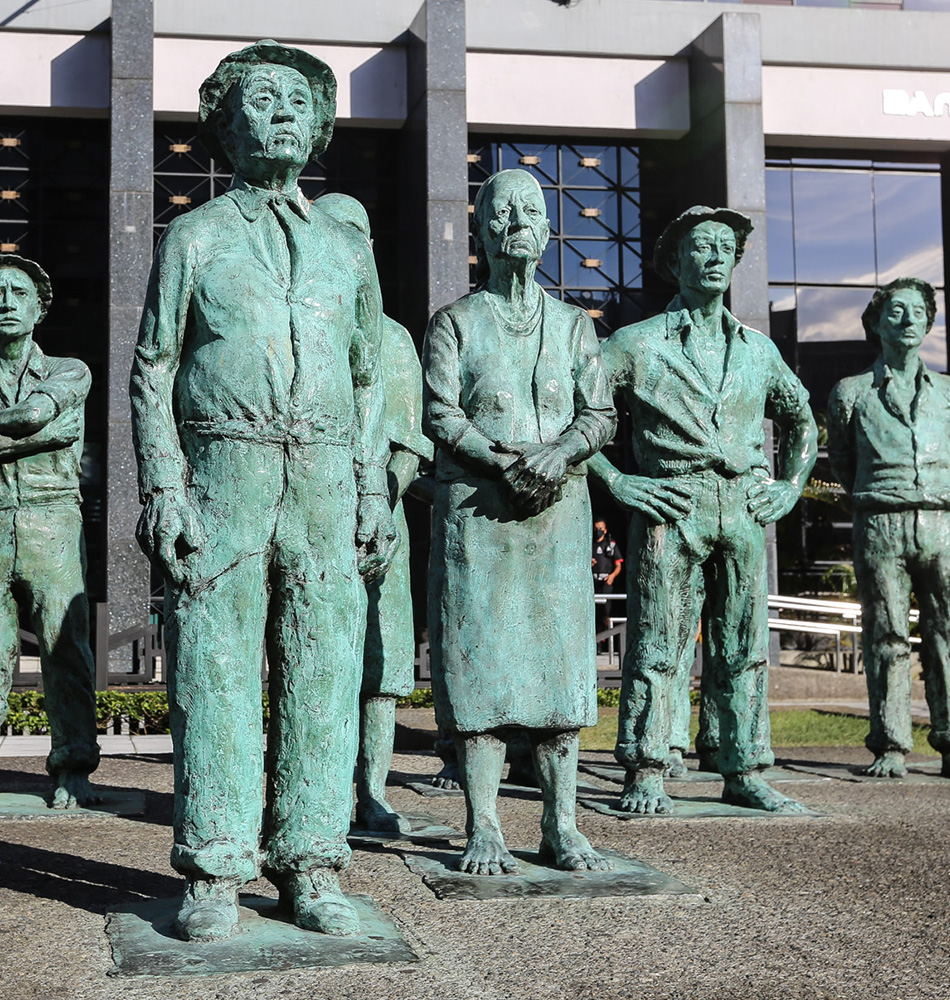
[{"xmin": 1, "ymin": 738, "xmax": 948, "ymax": 1000}]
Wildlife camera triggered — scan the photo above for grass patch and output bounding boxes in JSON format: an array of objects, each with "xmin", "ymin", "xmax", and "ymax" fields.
[{"xmin": 580, "ymin": 708, "xmax": 938, "ymax": 756}]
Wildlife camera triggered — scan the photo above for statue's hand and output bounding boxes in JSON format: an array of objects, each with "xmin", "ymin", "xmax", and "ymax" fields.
[
  {"xmin": 136, "ymin": 490, "xmax": 203, "ymax": 587},
  {"xmin": 747, "ymin": 478, "xmax": 799, "ymax": 524},
  {"xmin": 0, "ymin": 394, "xmax": 57, "ymax": 438},
  {"xmin": 612, "ymin": 475, "xmax": 692, "ymax": 524},
  {"xmin": 501, "ymin": 441, "xmax": 569, "ymax": 514},
  {"xmin": 356, "ymin": 494, "xmax": 398, "ymax": 582}
]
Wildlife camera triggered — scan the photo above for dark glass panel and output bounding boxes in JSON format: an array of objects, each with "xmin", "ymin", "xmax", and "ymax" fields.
[
  {"xmin": 560, "ymin": 189, "xmax": 619, "ymax": 238},
  {"xmin": 766, "ymin": 168, "xmax": 795, "ymax": 283}
]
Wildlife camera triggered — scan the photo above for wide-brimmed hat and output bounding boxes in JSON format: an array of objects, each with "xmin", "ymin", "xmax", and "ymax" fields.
[
  {"xmin": 653, "ymin": 206, "xmax": 753, "ymax": 286},
  {"xmin": 197, "ymin": 39, "xmax": 337, "ymax": 170},
  {"xmin": 0, "ymin": 253, "xmax": 52, "ymax": 321}
]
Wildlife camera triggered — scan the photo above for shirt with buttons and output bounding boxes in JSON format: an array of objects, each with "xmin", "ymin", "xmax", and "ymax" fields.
[{"xmin": 828, "ymin": 356, "xmax": 950, "ymax": 510}]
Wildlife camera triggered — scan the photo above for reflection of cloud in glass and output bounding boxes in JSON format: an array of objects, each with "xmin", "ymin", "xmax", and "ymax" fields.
[
  {"xmin": 793, "ymin": 170, "xmax": 875, "ymax": 284},
  {"xmin": 796, "ymin": 286, "xmax": 871, "ymax": 342},
  {"xmin": 766, "ymin": 169, "xmax": 794, "ymax": 283},
  {"xmin": 875, "ymin": 173, "xmax": 943, "ymax": 286},
  {"xmin": 769, "ymin": 287, "xmax": 796, "ymax": 312}
]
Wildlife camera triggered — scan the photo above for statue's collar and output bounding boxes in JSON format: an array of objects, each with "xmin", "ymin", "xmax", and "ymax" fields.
[
  {"xmin": 663, "ymin": 295, "xmax": 746, "ymax": 342},
  {"xmin": 226, "ymin": 178, "xmax": 311, "ymax": 223},
  {"xmin": 873, "ymin": 354, "xmax": 931, "ymax": 388}
]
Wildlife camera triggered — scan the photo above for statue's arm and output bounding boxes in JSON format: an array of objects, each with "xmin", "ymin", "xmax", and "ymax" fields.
[
  {"xmin": 749, "ymin": 350, "xmax": 819, "ymax": 525},
  {"xmin": 0, "ymin": 405, "xmax": 85, "ymax": 459},
  {"xmin": 128, "ymin": 226, "xmax": 202, "ymax": 585},
  {"xmin": 421, "ymin": 309, "xmax": 512, "ymax": 477},
  {"xmin": 560, "ymin": 311, "xmax": 616, "ymax": 463},
  {"xmin": 0, "ymin": 356, "xmax": 90, "ymax": 439},
  {"xmin": 826, "ymin": 382, "xmax": 856, "ymax": 495},
  {"xmin": 351, "ymin": 246, "xmax": 397, "ymax": 580},
  {"xmin": 387, "ymin": 447, "xmax": 420, "ymax": 507}
]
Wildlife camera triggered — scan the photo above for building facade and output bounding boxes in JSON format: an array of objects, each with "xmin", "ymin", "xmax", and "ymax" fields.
[{"xmin": 0, "ymin": 0, "xmax": 948, "ymax": 668}]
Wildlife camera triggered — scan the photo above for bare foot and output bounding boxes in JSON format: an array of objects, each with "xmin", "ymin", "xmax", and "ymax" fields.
[
  {"xmin": 865, "ymin": 751, "xmax": 908, "ymax": 778},
  {"xmin": 175, "ymin": 877, "xmax": 239, "ymax": 942},
  {"xmin": 355, "ymin": 798, "xmax": 412, "ymax": 835},
  {"xmin": 276, "ymin": 870, "xmax": 360, "ymax": 936},
  {"xmin": 430, "ymin": 762, "xmax": 463, "ymax": 790},
  {"xmin": 697, "ymin": 751, "xmax": 720, "ymax": 774},
  {"xmin": 722, "ymin": 773, "xmax": 809, "ymax": 813},
  {"xmin": 459, "ymin": 828, "xmax": 520, "ymax": 876},
  {"xmin": 619, "ymin": 768, "xmax": 673, "ymax": 814},
  {"xmin": 540, "ymin": 829, "xmax": 611, "ymax": 871},
  {"xmin": 664, "ymin": 750, "xmax": 688, "ymax": 778},
  {"xmin": 50, "ymin": 772, "xmax": 102, "ymax": 810}
]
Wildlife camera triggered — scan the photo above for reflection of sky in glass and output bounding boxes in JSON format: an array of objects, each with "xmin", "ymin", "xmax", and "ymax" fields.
[
  {"xmin": 561, "ymin": 189, "xmax": 618, "ymax": 238},
  {"xmin": 781, "ymin": 286, "xmax": 947, "ymax": 373},
  {"xmin": 792, "ymin": 170, "xmax": 876, "ymax": 284},
  {"xmin": 562, "ymin": 240, "xmax": 619, "ymax": 287},
  {"xmin": 874, "ymin": 173, "xmax": 944, "ymax": 286},
  {"xmin": 766, "ymin": 169, "xmax": 794, "ymax": 283},
  {"xmin": 796, "ymin": 286, "xmax": 874, "ymax": 342}
]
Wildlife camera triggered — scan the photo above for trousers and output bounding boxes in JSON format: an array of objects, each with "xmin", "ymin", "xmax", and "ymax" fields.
[
  {"xmin": 0, "ymin": 504, "xmax": 99, "ymax": 777},
  {"xmin": 853, "ymin": 508, "xmax": 950, "ymax": 756},
  {"xmin": 165, "ymin": 434, "xmax": 365, "ymax": 883},
  {"xmin": 616, "ymin": 470, "xmax": 774, "ymax": 777}
]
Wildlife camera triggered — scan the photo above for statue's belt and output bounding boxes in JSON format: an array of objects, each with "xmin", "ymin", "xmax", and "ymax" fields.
[{"xmin": 181, "ymin": 419, "xmax": 352, "ymax": 448}]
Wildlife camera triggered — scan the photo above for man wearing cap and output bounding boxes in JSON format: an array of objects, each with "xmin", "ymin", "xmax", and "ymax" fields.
[
  {"xmin": 828, "ymin": 278, "xmax": 950, "ymax": 780},
  {"xmin": 589, "ymin": 206, "xmax": 818, "ymax": 814},
  {"xmin": 0, "ymin": 255, "xmax": 99, "ymax": 809},
  {"xmin": 130, "ymin": 41, "xmax": 395, "ymax": 942}
]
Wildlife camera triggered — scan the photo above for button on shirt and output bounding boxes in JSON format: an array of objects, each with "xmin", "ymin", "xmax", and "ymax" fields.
[
  {"xmin": 828, "ymin": 357, "xmax": 950, "ymax": 510},
  {"xmin": 600, "ymin": 298, "xmax": 810, "ymax": 478},
  {"xmin": 0, "ymin": 343, "xmax": 90, "ymax": 510},
  {"xmin": 130, "ymin": 180, "xmax": 387, "ymax": 500}
]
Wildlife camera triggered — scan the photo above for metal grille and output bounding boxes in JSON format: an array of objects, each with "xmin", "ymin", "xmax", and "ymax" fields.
[{"xmin": 468, "ymin": 138, "xmax": 643, "ymax": 338}]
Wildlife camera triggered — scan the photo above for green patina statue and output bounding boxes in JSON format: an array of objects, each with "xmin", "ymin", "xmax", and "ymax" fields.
[
  {"xmin": 0, "ymin": 255, "xmax": 100, "ymax": 809},
  {"xmin": 318, "ymin": 192, "xmax": 433, "ymax": 834},
  {"xmin": 129, "ymin": 41, "xmax": 396, "ymax": 943},
  {"xmin": 828, "ymin": 278, "xmax": 950, "ymax": 779},
  {"xmin": 423, "ymin": 168, "xmax": 615, "ymax": 875},
  {"xmin": 589, "ymin": 206, "xmax": 818, "ymax": 814}
]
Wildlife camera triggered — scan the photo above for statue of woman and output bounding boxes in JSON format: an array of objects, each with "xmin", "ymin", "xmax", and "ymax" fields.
[{"xmin": 423, "ymin": 169, "xmax": 615, "ymax": 875}]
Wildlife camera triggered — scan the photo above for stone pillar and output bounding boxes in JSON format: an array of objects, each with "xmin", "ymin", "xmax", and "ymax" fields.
[
  {"xmin": 105, "ymin": 0, "xmax": 153, "ymax": 678},
  {"xmin": 407, "ymin": 0, "xmax": 469, "ymax": 322},
  {"xmin": 687, "ymin": 13, "xmax": 781, "ymax": 656}
]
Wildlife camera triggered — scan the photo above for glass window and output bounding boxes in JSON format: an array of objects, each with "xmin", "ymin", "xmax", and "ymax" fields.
[
  {"xmin": 874, "ymin": 172, "xmax": 944, "ymax": 286},
  {"xmin": 792, "ymin": 169, "xmax": 876, "ymax": 285},
  {"xmin": 766, "ymin": 168, "xmax": 795, "ymax": 283},
  {"xmin": 796, "ymin": 286, "xmax": 875, "ymax": 342}
]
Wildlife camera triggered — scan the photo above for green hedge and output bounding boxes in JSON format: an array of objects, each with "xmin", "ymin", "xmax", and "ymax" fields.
[{"xmin": 3, "ymin": 686, "xmax": 631, "ymax": 735}]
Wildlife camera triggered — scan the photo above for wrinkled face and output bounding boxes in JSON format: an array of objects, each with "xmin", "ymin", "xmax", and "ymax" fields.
[
  {"xmin": 226, "ymin": 65, "xmax": 316, "ymax": 173},
  {"xmin": 673, "ymin": 221, "xmax": 737, "ymax": 297},
  {"xmin": 0, "ymin": 267, "xmax": 41, "ymax": 339},
  {"xmin": 479, "ymin": 175, "xmax": 550, "ymax": 263},
  {"xmin": 877, "ymin": 288, "xmax": 929, "ymax": 353}
]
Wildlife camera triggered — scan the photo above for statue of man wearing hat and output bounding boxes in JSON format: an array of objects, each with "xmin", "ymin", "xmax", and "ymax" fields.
[
  {"xmin": 0, "ymin": 254, "xmax": 100, "ymax": 808},
  {"xmin": 589, "ymin": 206, "xmax": 818, "ymax": 814},
  {"xmin": 130, "ymin": 41, "xmax": 396, "ymax": 942}
]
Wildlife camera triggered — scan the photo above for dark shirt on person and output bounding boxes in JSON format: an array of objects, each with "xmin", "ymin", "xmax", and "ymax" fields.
[{"xmin": 592, "ymin": 535, "xmax": 622, "ymax": 580}]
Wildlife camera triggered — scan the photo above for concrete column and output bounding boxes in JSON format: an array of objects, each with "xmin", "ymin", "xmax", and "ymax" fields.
[
  {"xmin": 106, "ymin": 0, "xmax": 153, "ymax": 674},
  {"xmin": 408, "ymin": 0, "xmax": 469, "ymax": 321},
  {"xmin": 688, "ymin": 12, "xmax": 769, "ymax": 337},
  {"xmin": 688, "ymin": 13, "xmax": 781, "ymax": 653}
]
